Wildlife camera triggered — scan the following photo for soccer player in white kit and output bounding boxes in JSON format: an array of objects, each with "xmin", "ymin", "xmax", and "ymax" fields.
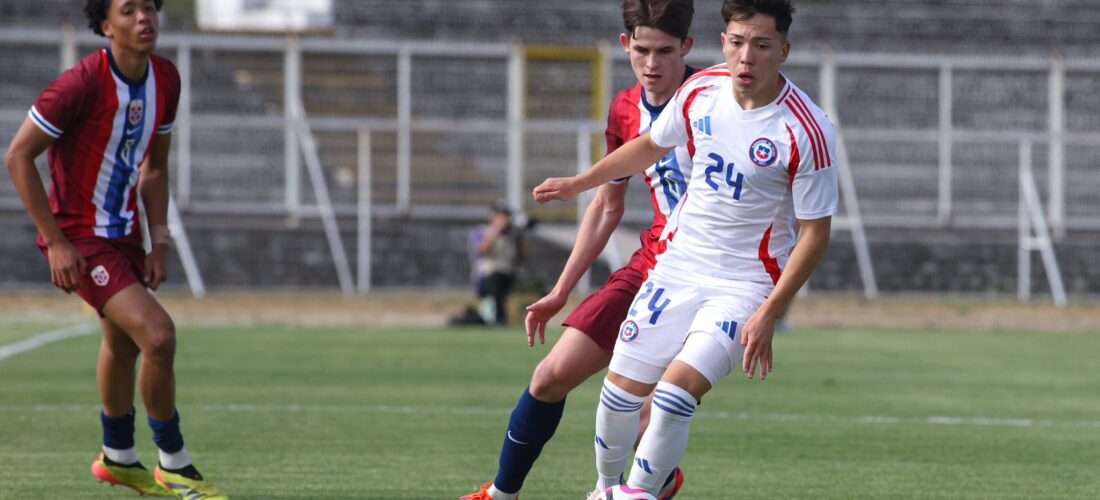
[{"xmin": 533, "ymin": 0, "xmax": 837, "ymax": 496}]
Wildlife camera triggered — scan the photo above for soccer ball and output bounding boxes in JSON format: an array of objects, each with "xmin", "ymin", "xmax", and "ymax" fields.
[{"xmin": 594, "ymin": 485, "xmax": 658, "ymax": 500}]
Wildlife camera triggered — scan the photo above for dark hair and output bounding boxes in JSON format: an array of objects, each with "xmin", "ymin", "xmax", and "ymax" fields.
[
  {"xmin": 721, "ymin": 0, "xmax": 795, "ymax": 36},
  {"xmin": 490, "ymin": 199, "xmax": 512, "ymax": 216},
  {"xmin": 622, "ymin": 0, "xmax": 695, "ymax": 41},
  {"xmin": 85, "ymin": 0, "xmax": 164, "ymax": 37}
]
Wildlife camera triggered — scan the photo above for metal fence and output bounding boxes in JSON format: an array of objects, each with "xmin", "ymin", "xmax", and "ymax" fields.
[{"xmin": 2, "ymin": 27, "xmax": 1099, "ymax": 301}]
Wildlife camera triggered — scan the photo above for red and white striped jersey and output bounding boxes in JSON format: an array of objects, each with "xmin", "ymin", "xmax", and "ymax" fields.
[
  {"xmin": 649, "ymin": 63, "xmax": 839, "ymax": 285},
  {"xmin": 29, "ymin": 48, "xmax": 180, "ymax": 241},
  {"xmin": 604, "ymin": 67, "xmax": 696, "ymax": 273}
]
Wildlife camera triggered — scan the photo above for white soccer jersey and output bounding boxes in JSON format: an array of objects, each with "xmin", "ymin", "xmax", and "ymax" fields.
[{"xmin": 648, "ymin": 64, "xmax": 839, "ymax": 285}]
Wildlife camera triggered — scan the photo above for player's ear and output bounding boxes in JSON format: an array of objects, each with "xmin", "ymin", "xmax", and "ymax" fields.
[
  {"xmin": 780, "ymin": 40, "xmax": 790, "ymax": 63},
  {"xmin": 680, "ymin": 36, "xmax": 694, "ymax": 57},
  {"xmin": 619, "ymin": 32, "xmax": 631, "ymax": 52}
]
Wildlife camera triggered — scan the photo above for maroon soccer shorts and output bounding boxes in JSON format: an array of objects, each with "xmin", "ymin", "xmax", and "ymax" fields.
[
  {"xmin": 40, "ymin": 233, "xmax": 145, "ymax": 317},
  {"xmin": 563, "ymin": 263, "xmax": 647, "ymax": 352}
]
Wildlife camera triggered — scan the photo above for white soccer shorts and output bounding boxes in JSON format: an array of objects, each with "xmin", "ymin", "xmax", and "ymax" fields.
[{"xmin": 608, "ymin": 266, "xmax": 771, "ymax": 386}]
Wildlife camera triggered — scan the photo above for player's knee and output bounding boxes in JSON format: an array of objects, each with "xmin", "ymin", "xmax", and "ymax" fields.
[
  {"xmin": 529, "ymin": 359, "xmax": 575, "ymax": 402},
  {"xmin": 140, "ymin": 319, "xmax": 176, "ymax": 361}
]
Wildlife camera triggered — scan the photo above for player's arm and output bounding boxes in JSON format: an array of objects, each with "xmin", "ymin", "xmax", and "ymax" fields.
[
  {"xmin": 5, "ymin": 118, "xmax": 86, "ymax": 293},
  {"xmin": 525, "ymin": 181, "xmax": 629, "ymax": 346},
  {"xmin": 139, "ymin": 134, "xmax": 172, "ymax": 290},
  {"xmin": 533, "ymin": 132, "xmax": 671, "ymax": 204},
  {"xmin": 741, "ymin": 215, "xmax": 832, "ymax": 380}
]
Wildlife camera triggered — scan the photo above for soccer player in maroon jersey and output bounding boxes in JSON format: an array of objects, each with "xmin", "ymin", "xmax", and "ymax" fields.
[
  {"xmin": 4, "ymin": 1, "xmax": 226, "ymax": 498},
  {"xmin": 461, "ymin": 2, "xmax": 696, "ymax": 499}
]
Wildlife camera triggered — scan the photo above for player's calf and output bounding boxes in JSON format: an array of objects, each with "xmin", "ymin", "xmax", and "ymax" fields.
[
  {"xmin": 594, "ymin": 379, "xmax": 647, "ymax": 492},
  {"xmin": 628, "ymin": 383, "xmax": 695, "ymax": 494}
]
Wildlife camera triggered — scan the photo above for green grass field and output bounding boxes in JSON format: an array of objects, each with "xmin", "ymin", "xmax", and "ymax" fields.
[{"xmin": 1, "ymin": 321, "xmax": 1099, "ymax": 499}]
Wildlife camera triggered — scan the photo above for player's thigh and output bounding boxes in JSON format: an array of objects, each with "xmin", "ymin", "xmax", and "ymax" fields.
[
  {"xmin": 59, "ymin": 236, "xmax": 143, "ymax": 316},
  {"xmin": 530, "ymin": 327, "xmax": 613, "ymax": 398},
  {"xmin": 609, "ymin": 274, "xmax": 701, "ymax": 385},
  {"xmin": 563, "ymin": 266, "xmax": 643, "ymax": 352},
  {"xmin": 102, "ymin": 283, "xmax": 176, "ymax": 354},
  {"xmin": 674, "ymin": 283, "xmax": 769, "ymax": 388}
]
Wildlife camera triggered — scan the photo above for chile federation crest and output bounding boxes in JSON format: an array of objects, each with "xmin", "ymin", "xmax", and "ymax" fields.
[
  {"xmin": 619, "ymin": 320, "xmax": 640, "ymax": 342},
  {"xmin": 749, "ymin": 137, "xmax": 778, "ymax": 168}
]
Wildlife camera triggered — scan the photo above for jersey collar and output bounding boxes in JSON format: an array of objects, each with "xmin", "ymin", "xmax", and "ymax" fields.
[{"xmin": 104, "ymin": 47, "xmax": 151, "ymax": 88}]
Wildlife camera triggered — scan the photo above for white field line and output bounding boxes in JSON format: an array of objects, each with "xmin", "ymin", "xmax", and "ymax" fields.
[
  {"xmin": 0, "ymin": 322, "xmax": 98, "ymax": 361},
  {"xmin": 1, "ymin": 403, "xmax": 1098, "ymax": 430}
]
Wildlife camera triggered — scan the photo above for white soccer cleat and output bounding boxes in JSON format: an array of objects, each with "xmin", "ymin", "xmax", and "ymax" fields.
[{"xmin": 592, "ymin": 485, "xmax": 658, "ymax": 500}]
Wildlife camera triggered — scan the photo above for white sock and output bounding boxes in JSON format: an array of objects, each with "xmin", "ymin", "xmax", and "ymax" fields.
[
  {"xmin": 628, "ymin": 381, "xmax": 696, "ymax": 494},
  {"xmin": 158, "ymin": 446, "xmax": 192, "ymax": 470},
  {"xmin": 594, "ymin": 378, "xmax": 646, "ymax": 491},
  {"xmin": 102, "ymin": 445, "xmax": 138, "ymax": 465},
  {"xmin": 486, "ymin": 484, "xmax": 519, "ymax": 500}
]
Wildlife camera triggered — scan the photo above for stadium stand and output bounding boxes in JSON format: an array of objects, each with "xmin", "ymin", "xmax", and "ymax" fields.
[{"xmin": 2, "ymin": 0, "xmax": 1099, "ymax": 298}]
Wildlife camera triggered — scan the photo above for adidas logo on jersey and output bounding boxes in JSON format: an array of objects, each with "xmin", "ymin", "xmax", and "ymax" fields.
[{"xmin": 692, "ymin": 116, "xmax": 712, "ymax": 136}]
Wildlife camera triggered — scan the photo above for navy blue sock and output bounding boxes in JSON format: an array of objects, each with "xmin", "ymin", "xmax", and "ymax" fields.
[
  {"xmin": 148, "ymin": 411, "xmax": 185, "ymax": 453},
  {"xmin": 101, "ymin": 407, "xmax": 136, "ymax": 450},
  {"xmin": 493, "ymin": 388, "xmax": 566, "ymax": 494}
]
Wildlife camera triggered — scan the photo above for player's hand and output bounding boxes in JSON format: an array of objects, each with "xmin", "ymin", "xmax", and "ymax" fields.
[
  {"xmin": 740, "ymin": 312, "xmax": 777, "ymax": 380},
  {"xmin": 533, "ymin": 177, "xmax": 580, "ymax": 204},
  {"xmin": 46, "ymin": 239, "xmax": 86, "ymax": 293},
  {"xmin": 524, "ymin": 291, "xmax": 568, "ymax": 346},
  {"xmin": 144, "ymin": 244, "xmax": 169, "ymax": 291}
]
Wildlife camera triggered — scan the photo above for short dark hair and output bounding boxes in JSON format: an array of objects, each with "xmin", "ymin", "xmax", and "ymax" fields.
[
  {"xmin": 622, "ymin": 0, "xmax": 695, "ymax": 41},
  {"xmin": 721, "ymin": 0, "xmax": 795, "ymax": 36},
  {"xmin": 85, "ymin": 0, "xmax": 164, "ymax": 37}
]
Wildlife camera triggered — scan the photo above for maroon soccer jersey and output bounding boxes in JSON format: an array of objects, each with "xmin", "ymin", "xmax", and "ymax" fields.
[
  {"xmin": 603, "ymin": 67, "xmax": 695, "ymax": 275},
  {"xmin": 29, "ymin": 48, "xmax": 180, "ymax": 242}
]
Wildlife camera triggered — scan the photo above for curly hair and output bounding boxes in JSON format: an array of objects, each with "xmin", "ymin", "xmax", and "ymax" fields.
[{"xmin": 85, "ymin": 0, "xmax": 164, "ymax": 37}]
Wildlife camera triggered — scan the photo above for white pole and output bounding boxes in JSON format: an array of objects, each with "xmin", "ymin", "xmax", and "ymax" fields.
[
  {"xmin": 176, "ymin": 42, "xmax": 192, "ymax": 209},
  {"xmin": 293, "ymin": 102, "xmax": 355, "ymax": 295},
  {"xmin": 576, "ymin": 127, "xmax": 592, "ymax": 296},
  {"xmin": 1018, "ymin": 138, "xmax": 1068, "ymax": 307},
  {"xmin": 507, "ymin": 41, "xmax": 526, "ymax": 216},
  {"xmin": 938, "ymin": 63, "xmax": 954, "ymax": 226},
  {"xmin": 60, "ymin": 24, "xmax": 76, "ymax": 71},
  {"xmin": 820, "ymin": 49, "xmax": 878, "ymax": 299},
  {"xmin": 1048, "ymin": 52, "xmax": 1065, "ymax": 238},
  {"xmin": 284, "ymin": 35, "xmax": 302, "ymax": 224},
  {"xmin": 598, "ymin": 40, "xmax": 612, "ymax": 126},
  {"xmin": 397, "ymin": 47, "xmax": 412, "ymax": 212},
  {"xmin": 833, "ymin": 131, "xmax": 879, "ymax": 299},
  {"xmin": 1017, "ymin": 139, "xmax": 1032, "ymax": 302},
  {"xmin": 168, "ymin": 195, "xmax": 206, "ymax": 297},
  {"xmin": 357, "ymin": 126, "xmax": 373, "ymax": 294},
  {"xmin": 819, "ymin": 49, "xmax": 836, "ymax": 120}
]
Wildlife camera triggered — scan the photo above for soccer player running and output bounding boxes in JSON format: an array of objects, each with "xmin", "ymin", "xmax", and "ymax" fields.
[
  {"xmin": 534, "ymin": 0, "xmax": 837, "ymax": 497},
  {"xmin": 460, "ymin": 1, "xmax": 696, "ymax": 499},
  {"xmin": 4, "ymin": 1, "xmax": 226, "ymax": 498}
]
